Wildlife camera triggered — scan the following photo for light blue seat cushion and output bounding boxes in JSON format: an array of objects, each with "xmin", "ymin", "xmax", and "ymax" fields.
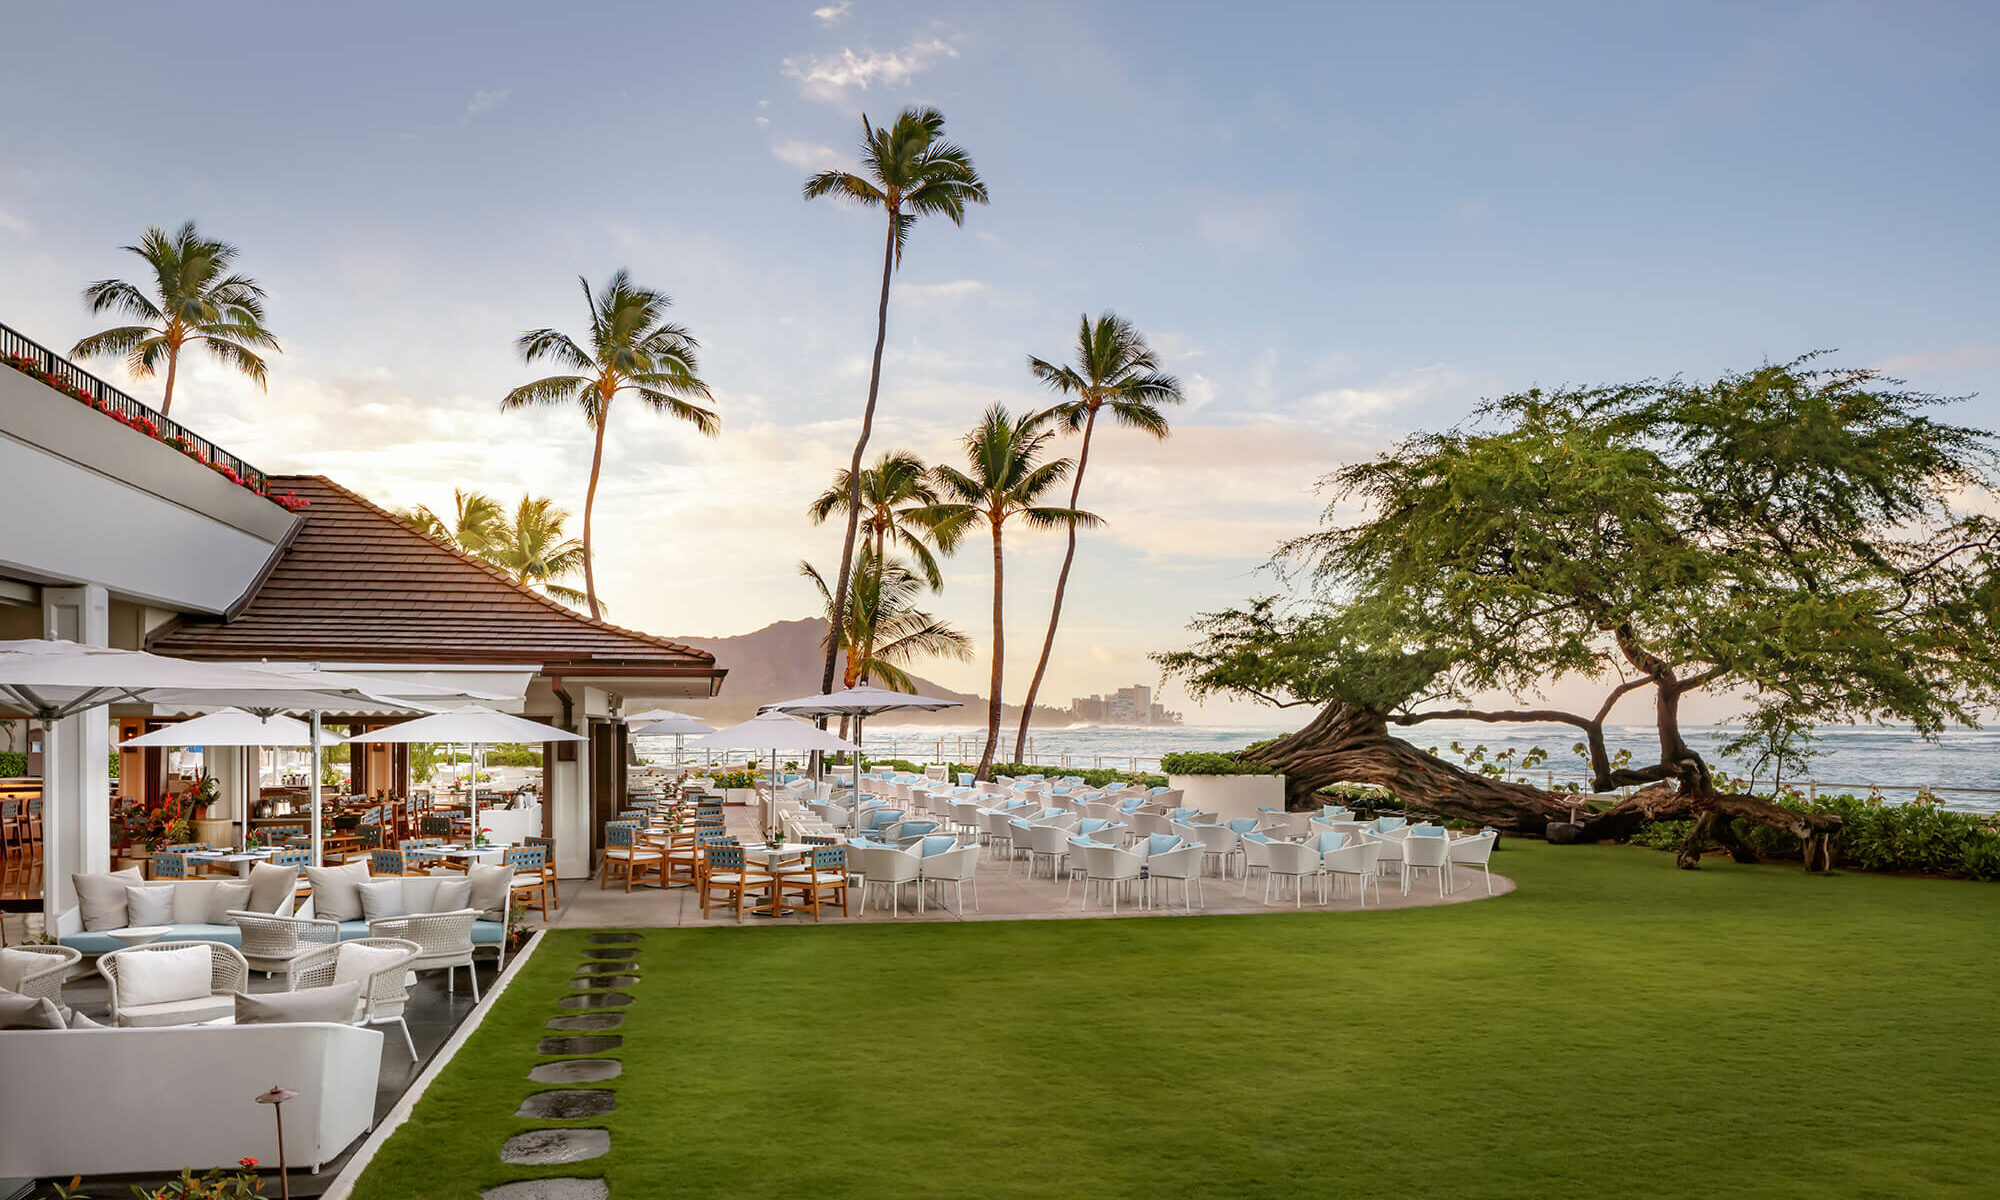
[
  {"xmin": 899, "ymin": 821, "xmax": 939, "ymax": 838},
  {"xmin": 1076, "ymin": 818, "xmax": 1111, "ymax": 835},
  {"xmin": 337, "ymin": 920, "xmax": 372, "ymax": 940},
  {"xmin": 471, "ymin": 920, "xmax": 504, "ymax": 945},
  {"xmin": 1311, "ymin": 832, "xmax": 1346, "ymax": 852},
  {"xmin": 1146, "ymin": 833, "xmax": 1182, "ymax": 856},
  {"xmin": 1229, "ymin": 818, "xmax": 1261, "ymax": 833},
  {"xmin": 919, "ymin": 836, "xmax": 958, "ymax": 857},
  {"xmin": 1373, "ymin": 817, "xmax": 1407, "ymax": 833},
  {"xmin": 62, "ymin": 922, "xmax": 244, "ymax": 955},
  {"xmin": 1242, "ymin": 831, "xmax": 1269, "ymax": 844},
  {"xmin": 958, "ymin": 773, "xmax": 975, "ymax": 787},
  {"xmin": 1410, "ymin": 825, "xmax": 1446, "ymax": 838}
]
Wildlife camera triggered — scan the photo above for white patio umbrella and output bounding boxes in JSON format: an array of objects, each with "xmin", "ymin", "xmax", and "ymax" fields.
[
  {"xmin": 686, "ymin": 711, "xmax": 859, "ymax": 832},
  {"xmin": 121, "ymin": 711, "xmax": 349, "ymax": 847},
  {"xmin": 765, "ymin": 685, "xmax": 962, "ymax": 789},
  {"xmin": 629, "ymin": 712, "xmax": 716, "ymax": 772},
  {"xmin": 348, "ymin": 706, "xmax": 583, "ymax": 848}
]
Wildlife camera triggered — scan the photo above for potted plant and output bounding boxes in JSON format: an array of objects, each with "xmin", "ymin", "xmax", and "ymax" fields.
[
  {"xmin": 188, "ymin": 773, "xmax": 233, "ymax": 847},
  {"xmin": 1160, "ymin": 751, "xmax": 1288, "ymax": 821}
]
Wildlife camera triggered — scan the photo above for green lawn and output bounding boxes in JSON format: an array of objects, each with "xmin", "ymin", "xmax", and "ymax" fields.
[{"xmin": 352, "ymin": 842, "xmax": 2000, "ymax": 1199}]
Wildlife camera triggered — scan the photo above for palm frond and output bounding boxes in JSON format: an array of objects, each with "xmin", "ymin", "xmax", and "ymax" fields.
[{"xmin": 500, "ymin": 375, "xmax": 592, "ymax": 411}]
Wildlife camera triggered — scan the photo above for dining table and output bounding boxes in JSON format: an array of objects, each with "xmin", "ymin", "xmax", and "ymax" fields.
[
  {"xmin": 185, "ymin": 848, "xmax": 280, "ymax": 878},
  {"xmin": 429, "ymin": 843, "xmax": 513, "ymax": 870},
  {"xmin": 743, "ymin": 841, "xmax": 816, "ymax": 916}
]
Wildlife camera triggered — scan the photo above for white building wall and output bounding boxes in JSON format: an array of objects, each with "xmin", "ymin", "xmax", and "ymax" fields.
[{"xmin": 42, "ymin": 585, "xmax": 110, "ymax": 932}]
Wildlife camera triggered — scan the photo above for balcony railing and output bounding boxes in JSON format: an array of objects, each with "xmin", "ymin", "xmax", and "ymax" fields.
[{"xmin": 0, "ymin": 318, "xmax": 268, "ymax": 494}]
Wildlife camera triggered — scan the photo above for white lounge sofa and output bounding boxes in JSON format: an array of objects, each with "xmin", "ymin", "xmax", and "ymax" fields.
[{"xmin": 0, "ymin": 1021, "xmax": 382, "ymax": 1176}]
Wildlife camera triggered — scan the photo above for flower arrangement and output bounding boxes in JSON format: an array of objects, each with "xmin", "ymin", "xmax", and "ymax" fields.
[
  {"xmin": 115, "ymin": 797, "xmax": 191, "ymax": 850},
  {"xmin": 188, "ymin": 773, "xmax": 222, "ymax": 812},
  {"xmin": 764, "ymin": 826, "xmax": 785, "ymax": 847}
]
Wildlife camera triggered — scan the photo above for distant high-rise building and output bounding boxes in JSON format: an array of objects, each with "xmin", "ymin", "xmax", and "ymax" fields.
[{"xmin": 1067, "ymin": 684, "xmax": 1180, "ymax": 726}]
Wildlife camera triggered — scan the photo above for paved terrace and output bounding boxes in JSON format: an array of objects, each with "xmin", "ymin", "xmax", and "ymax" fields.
[{"xmin": 550, "ymin": 805, "xmax": 1515, "ymax": 929}]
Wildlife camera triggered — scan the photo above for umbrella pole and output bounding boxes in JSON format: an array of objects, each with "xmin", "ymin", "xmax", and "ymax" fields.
[
  {"xmin": 472, "ymin": 743, "xmax": 482, "ymax": 847},
  {"xmin": 308, "ymin": 712, "xmax": 323, "ymax": 868}
]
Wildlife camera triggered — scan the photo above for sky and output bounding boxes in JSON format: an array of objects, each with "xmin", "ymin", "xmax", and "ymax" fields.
[{"xmin": 2, "ymin": 1, "xmax": 1997, "ymax": 728}]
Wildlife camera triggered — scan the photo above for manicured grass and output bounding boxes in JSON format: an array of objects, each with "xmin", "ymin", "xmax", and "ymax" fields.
[{"xmin": 353, "ymin": 843, "xmax": 2000, "ymax": 1199}]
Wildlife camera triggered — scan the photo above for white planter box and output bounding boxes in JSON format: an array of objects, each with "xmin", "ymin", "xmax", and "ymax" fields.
[
  {"xmin": 1168, "ymin": 773, "xmax": 1287, "ymax": 823},
  {"xmin": 724, "ymin": 788, "xmax": 758, "ymax": 807}
]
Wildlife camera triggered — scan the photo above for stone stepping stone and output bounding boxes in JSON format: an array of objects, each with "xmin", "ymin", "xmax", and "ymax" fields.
[
  {"xmin": 569, "ymin": 975, "xmax": 639, "ymax": 990},
  {"xmin": 556, "ymin": 992, "xmax": 634, "ymax": 1010},
  {"xmin": 574, "ymin": 960, "xmax": 637, "ymax": 974},
  {"xmin": 587, "ymin": 933, "xmax": 642, "ymax": 943},
  {"xmin": 581, "ymin": 948, "xmax": 637, "ymax": 960},
  {"xmin": 546, "ymin": 1014, "xmax": 623, "ymax": 1032},
  {"xmin": 529, "ymin": 1059, "xmax": 622, "ymax": 1084},
  {"xmin": 500, "ymin": 1129, "xmax": 610, "ymax": 1166},
  {"xmin": 482, "ymin": 1180, "xmax": 608, "ymax": 1200},
  {"xmin": 538, "ymin": 1035, "xmax": 622, "ymax": 1055},
  {"xmin": 516, "ymin": 1090, "xmax": 616, "ymax": 1120}
]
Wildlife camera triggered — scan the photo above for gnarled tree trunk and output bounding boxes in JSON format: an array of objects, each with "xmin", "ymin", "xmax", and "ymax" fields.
[{"xmin": 1242, "ymin": 700, "xmax": 1843, "ymax": 871}]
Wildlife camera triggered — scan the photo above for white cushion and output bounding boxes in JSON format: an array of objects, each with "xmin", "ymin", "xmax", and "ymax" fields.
[
  {"xmin": 399, "ymin": 876, "xmax": 441, "ymax": 913},
  {"xmin": 72, "ymin": 868, "xmax": 144, "ymax": 931},
  {"xmin": 123, "ymin": 885, "xmax": 177, "ymax": 928},
  {"xmin": 432, "ymin": 878, "xmax": 473, "ymax": 911},
  {"xmin": 304, "ymin": 861, "xmax": 371, "ymax": 923},
  {"xmin": 0, "ymin": 948, "xmax": 50, "ymax": 993},
  {"xmin": 246, "ymin": 862, "xmax": 298, "ymax": 915},
  {"xmin": 467, "ymin": 864, "xmax": 512, "ymax": 922},
  {"xmin": 117, "ymin": 945, "xmax": 213, "ymax": 1008},
  {"xmin": 235, "ymin": 983, "xmax": 362, "ymax": 1025},
  {"xmin": 0, "ymin": 992, "xmax": 65, "ymax": 1029},
  {"xmin": 170, "ymin": 880, "xmax": 221, "ymax": 925},
  {"xmin": 356, "ymin": 879, "xmax": 407, "ymax": 922},
  {"xmin": 207, "ymin": 881, "xmax": 254, "ymax": 924},
  {"xmin": 117, "ymin": 994, "xmax": 234, "ymax": 1027},
  {"xmin": 66, "ymin": 1006, "xmax": 103, "ymax": 1029},
  {"xmin": 333, "ymin": 942, "xmax": 408, "ymax": 988}
]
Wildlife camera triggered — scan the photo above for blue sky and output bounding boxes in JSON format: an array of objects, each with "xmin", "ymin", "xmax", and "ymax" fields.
[{"xmin": 2, "ymin": 1, "xmax": 1996, "ymax": 723}]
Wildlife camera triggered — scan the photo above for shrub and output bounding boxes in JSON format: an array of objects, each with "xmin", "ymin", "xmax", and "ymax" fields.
[
  {"xmin": 1626, "ymin": 794, "xmax": 2000, "ymax": 880},
  {"xmin": 1159, "ymin": 751, "xmax": 1279, "ymax": 777},
  {"xmin": 862, "ymin": 758, "xmax": 1167, "ymax": 789},
  {"xmin": 0, "ymin": 750, "xmax": 27, "ymax": 777}
]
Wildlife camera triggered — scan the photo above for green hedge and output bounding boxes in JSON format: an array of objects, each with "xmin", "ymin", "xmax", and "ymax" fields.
[
  {"xmin": 0, "ymin": 750, "xmax": 27, "ymax": 777},
  {"xmin": 864, "ymin": 758, "xmax": 1168, "ymax": 789},
  {"xmin": 1629, "ymin": 794, "xmax": 2000, "ymax": 880},
  {"xmin": 1159, "ymin": 751, "xmax": 1278, "ymax": 777}
]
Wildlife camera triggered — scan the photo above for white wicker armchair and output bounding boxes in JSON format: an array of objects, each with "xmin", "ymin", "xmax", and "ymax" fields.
[
  {"xmin": 368, "ymin": 909, "xmax": 480, "ymax": 1000},
  {"xmin": 230, "ymin": 910, "xmax": 341, "ymax": 982},
  {"xmin": 289, "ymin": 936, "xmax": 421, "ymax": 1058},
  {"xmin": 97, "ymin": 941, "xmax": 249, "ymax": 1027},
  {"xmin": 5, "ymin": 943, "xmax": 81, "ymax": 1004}
]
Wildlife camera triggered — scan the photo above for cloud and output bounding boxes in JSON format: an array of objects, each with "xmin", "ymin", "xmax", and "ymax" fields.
[
  {"xmin": 467, "ymin": 89, "xmax": 511, "ymax": 118},
  {"xmin": 1874, "ymin": 345, "xmax": 2000, "ymax": 375},
  {"xmin": 812, "ymin": 1, "xmax": 852, "ymax": 24},
  {"xmin": 1193, "ymin": 192, "xmax": 1300, "ymax": 259},
  {"xmin": 898, "ymin": 279, "xmax": 989, "ymax": 303},
  {"xmin": 770, "ymin": 139, "xmax": 845, "ymax": 171},
  {"xmin": 0, "ymin": 208, "xmax": 26, "ymax": 236},
  {"xmin": 782, "ymin": 37, "xmax": 958, "ymax": 103}
]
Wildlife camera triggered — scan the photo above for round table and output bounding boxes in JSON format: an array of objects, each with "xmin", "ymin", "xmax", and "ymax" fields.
[{"xmin": 106, "ymin": 925, "xmax": 172, "ymax": 947}]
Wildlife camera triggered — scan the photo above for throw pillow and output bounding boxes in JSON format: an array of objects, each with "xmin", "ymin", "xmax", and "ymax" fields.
[
  {"xmin": 246, "ymin": 862, "xmax": 298, "ymax": 915},
  {"xmin": 71, "ymin": 867, "xmax": 145, "ymax": 931},
  {"xmin": 0, "ymin": 992, "xmax": 65, "ymax": 1030},
  {"xmin": 234, "ymin": 982, "xmax": 362, "ymax": 1025},
  {"xmin": 114, "ymin": 944, "xmax": 212, "ymax": 1008},
  {"xmin": 123, "ymin": 885, "xmax": 177, "ymax": 928},
  {"xmin": 332, "ymin": 942, "xmax": 409, "ymax": 989},
  {"xmin": 356, "ymin": 879, "xmax": 407, "ymax": 922},
  {"xmin": 208, "ymin": 880, "xmax": 255, "ymax": 924},
  {"xmin": 66, "ymin": 1006, "xmax": 104, "ymax": 1029},
  {"xmin": 467, "ymin": 863, "xmax": 512, "ymax": 921},
  {"xmin": 433, "ymin": 878, "xmax": 473, "ymax": 911},
  {"xmin": 303, "ymin": 861, "xmax": 371, "ymax": 923},
  {"xmin": 0, "ymin": 947, "xmax": 51, "ymax": 993}
]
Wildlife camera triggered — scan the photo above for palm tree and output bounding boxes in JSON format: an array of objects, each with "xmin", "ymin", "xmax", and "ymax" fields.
[
  {"xmin": 397, "ymin": 489, "xmax": 505, "ymax": 557},
  {"xmin": 802, "ymin": 545, "xmax": 973, "ymax": 693},
  {"xmin": 803, "ymin": 106, "xmax": 989, "ymax": 699},
  {"xmin": 70, "ymin": 221, "xmax": 280, "ymax": 416},
  {"xmin": 501, "ymin": 271, "xmax": 715, "ymax": 620},
  {"xmin": 486, "ymin": 495, "xmax": 591, "ymax": 609},
  {"xmin": 808, "ymin": 450, "xmax": 959, "ymax": 590},
  {"xmin": 912, "ymin": 405, "xmax": 1098, "ymax": 780},
  {"xmin": 1011, "ymin": 313, "xmax": 1184, "ymax": 761}
]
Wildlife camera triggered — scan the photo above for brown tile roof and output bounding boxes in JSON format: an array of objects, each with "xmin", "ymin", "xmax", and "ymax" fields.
[{"xmin": 149, "ymin": 475, "xmax": 724, "ymax": 683}]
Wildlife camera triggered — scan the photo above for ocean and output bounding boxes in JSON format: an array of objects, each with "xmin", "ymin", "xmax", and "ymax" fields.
[{"xmin": 835, "ymin": 720, "xmax": 2000, "ymax": 812}]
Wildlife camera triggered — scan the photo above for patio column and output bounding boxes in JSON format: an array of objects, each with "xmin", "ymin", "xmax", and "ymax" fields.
[
  {"xmin": 41, "ymin": 585, "xmax": 110, "ymax": 932},
  {"xmin": 546, "ymin": 725, "xmax": 590, "ymax": 880}
]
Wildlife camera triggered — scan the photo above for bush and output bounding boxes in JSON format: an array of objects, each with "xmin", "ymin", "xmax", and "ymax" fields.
[
  {"xmin": 1627, "ymin": 794, "xmax": 2000, "ymax": 880},
  {"xmin": 0, "ymin": 750, "xmax": 27, "ymax": 777},
  {"xmin": 1319, "ymin": 781, "xmax": 1396, "ymax": 805},
  {"xmin": 1159, "ymin": 751, "xmax": 1282, "ymax": 777},
  {"xmin": 862, "ymin": 758, "xmax": 1168, "ymax": 789}
]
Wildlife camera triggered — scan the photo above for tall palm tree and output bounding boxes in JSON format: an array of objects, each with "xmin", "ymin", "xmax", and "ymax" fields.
[
  {"xmin": 70, "ymin": 221, "xmax": 280, "ymax": 416},
  {"xmin": 808, "ymin": 449, "xmax": 959, "ymax": 590},
  {"xmin": 486, "ymin": 495, "xmax": 590, "ymax": 609},
  {"xmin": 803, "ymin": 106, "xmax": 989, "ymax": 699},
  {"xmin": 802, "ymin": 545, "xmax": 973, "ymax": 693},
  {"xmin": 397, "ymin": 489, "xmax": 505, "ymax": 557},
  {"xmin": 501, "ymin": 271, "xmax": 715, "ymax": 620},
  {"xmin": 912, "ymin": 405, "xmax": 1098, "ymax": 780},
  {"xmin": 1012, "ymin": 313, "xmax": 1184, "ymax": 760}
]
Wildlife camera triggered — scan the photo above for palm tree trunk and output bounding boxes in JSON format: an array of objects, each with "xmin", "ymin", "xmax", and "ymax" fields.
[
  {"xmin": 580, "ymin": 402, "xmax": 610, "ymax": 620},
  {"xmin": 977, "ymin": 518, "xmax": 1006, "ymax": 780},
  {"xmin": 1013, "ymin": 406, "xmax": 1098, "ymax": 761},
  {"xmin": 160, "ymin": 345, "xmax": 180, "ymax": 416},
  {"xmin": 821, "ymin": 214, "xmax": 900, "ymax": 698}
]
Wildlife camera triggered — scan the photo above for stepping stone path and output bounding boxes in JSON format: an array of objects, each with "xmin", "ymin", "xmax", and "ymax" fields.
[
  {"xmin": 482, "ymin": 1181, "xmax": 608, "ymax": 1200},
  {"xmin": 547, "ymin": 1013, "xmax": 624, "ymax": 1032},
  {"xmin": 517, "ymin": 1090, "xmax": 616, "ymax": 1120},
  {"xmin": 484, "ymin": 935, "xmax": 643, "ymax": 1199},
  {"xmin": 556, "ymin": 991, "xmax": 634, "ymax": 1009},
  {"xmin": 529, "ymin": 1059, "xmax": 622, "ymax": 1084}
]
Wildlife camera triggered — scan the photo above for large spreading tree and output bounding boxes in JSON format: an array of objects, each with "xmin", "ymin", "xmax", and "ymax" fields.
[{"xmin": 1157, "ymin": 359, "xmax": 2000, "ymax": 869}]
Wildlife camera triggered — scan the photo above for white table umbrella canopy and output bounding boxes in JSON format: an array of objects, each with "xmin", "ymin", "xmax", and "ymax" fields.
[
  {"xmin": 349, "ymin": 707, "xmax": 584, "ymax": 848},
  {"xmin": 687, "ymin": 711, "xmax": 860, "ymax": 828},
  {"xmin": 118, "ymin": 708, "xmax": 350, "ymax": 748},
  {"xmin": 765, "ymin": 686, "xmax": 961, "ymax": 787}
]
